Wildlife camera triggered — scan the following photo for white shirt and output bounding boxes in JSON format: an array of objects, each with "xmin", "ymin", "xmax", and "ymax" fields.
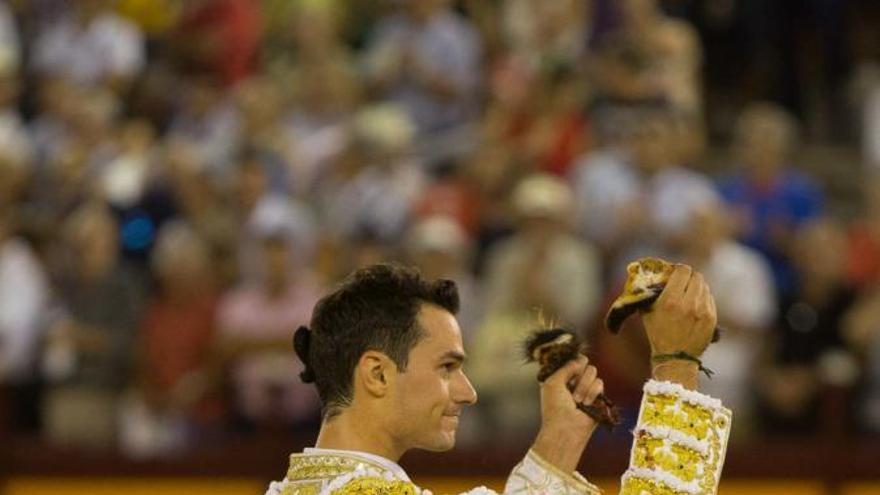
[
  {"xmin": 321, "ymin": 161, "xmax": 425, "ymax": 241},
  {"xmin": 866, "ymin": 84, "xmax": 880, "ymax": 168},
  {"xmin": 0, "ymin": 1, "xmax": 20, "ymax": 73},
  {"xmin": 0, "ymin": 238, "xmax": 49, "ymax": 382},
  {"xmin": 649, "ymin": 166, "xmax": 720, "ymax": 238},
  {"xmin": 0, "ymin": 110, "xmax": 33, "ymax": 166},
  {"xmin": 700, "ymin": 240, "xmax": 777, "ymax": 413},
  {"xmin": 571, "ymin": 148, "xmax": 635, "ymax": 244},
  {"xmin": 572, "ymin": 151, "xmax": 719, "ymax": 242},
  {"xmin": 33, "ymin": 12, "xmax": 145, "ymax": 86}
]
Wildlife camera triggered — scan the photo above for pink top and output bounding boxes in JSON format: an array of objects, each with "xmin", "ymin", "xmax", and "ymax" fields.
[{"xmin": 217, "ymin": 276, "xmax": 322, "ymax": 423}]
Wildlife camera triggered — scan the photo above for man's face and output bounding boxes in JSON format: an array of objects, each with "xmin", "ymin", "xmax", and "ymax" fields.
[
  {"xmin": 261, "ymin": 237, "xmax": 292, "ymax": 287},
  {"xmin": 388, "ymin": 304, "xmax": 477, "ymax": 452},
  {"xmin": 736, "ymin": 119, "xmax": 787, "ymax": 179},
  {"xmin": 629, "ymin": 119, "xmax": 672, "ymax": 172}
]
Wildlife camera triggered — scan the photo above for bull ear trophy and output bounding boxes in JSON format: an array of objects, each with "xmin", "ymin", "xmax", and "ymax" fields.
[
  {"xmin": 605, "ymin": 257, "xmax": 722, "ymax": 342},
  {"xmin": 523, "ymin": 327, "xmax": 621, "ymax": 429}
]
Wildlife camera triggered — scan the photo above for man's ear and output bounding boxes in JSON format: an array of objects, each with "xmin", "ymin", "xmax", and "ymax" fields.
[{"xmin": 356, "ymin": 350, "xmax": 397, "ymax": 397}]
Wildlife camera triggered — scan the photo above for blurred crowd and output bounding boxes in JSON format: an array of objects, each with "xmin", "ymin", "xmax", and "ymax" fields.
[{"xmin": 0, "ymin": 0, "xmax": 879, "ymax": 458}]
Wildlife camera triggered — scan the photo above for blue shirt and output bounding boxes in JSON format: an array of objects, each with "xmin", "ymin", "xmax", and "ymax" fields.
[{"xmin": 717, "ymin": 169, "xmax": 824, "ymax": 294}]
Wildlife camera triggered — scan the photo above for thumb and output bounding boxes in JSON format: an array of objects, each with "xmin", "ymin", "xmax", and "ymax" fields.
[{"xmin": 542, "ymin": 355, "xmax": 588, "ymax": 390}]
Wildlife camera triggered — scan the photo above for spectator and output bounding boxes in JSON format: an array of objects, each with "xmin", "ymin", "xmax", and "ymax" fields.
[
  {"xmin": 413, "ymin": 160, "xmax": 482, "ymax": 236},
  {"xmin": 756, "ymin": 219, "xmax": 858, "ymax": 436},
  {"xmin": 846, "ymin": 174, "xmax": 880, "ymax": 290},
  {"xmin": 718, "ymin": 102, "xmax": 824, "ymax": 296},
  {"xmin": 0, "ymin": 0, "xmax": 871, "ymax": 459},
  {"xmin": 173, "ymin": 0, "xmax": 262, "ymax": 87},
  {"xmin": 681, "ymin": 200, "xmax": 776, "ymax": 435},
  {"xmin": 484, "ymin": 65, "xmax": 591, "ymax": 178},
  {"xmin": 231, "ymin": 151, "xmax": 317, "ymax": 283},
  {"xmin": 281, "ymin": 0, "xmax": 359, "ymax": 196},
  {"xmin": 863, "ymin": 69, "xmax": 880, "ymax": 169},
  {"xmin": 32, "ymin": 0, "xmax": 145, "ymax": 92},
  {"xmin": 42, "ymin": 204, "xmax": 145, "ymax": 450},
  {"xmin": 0, "ymin": 0, "xmax": 20, "ymax": 74},
  {"xmin": 469, "ymin": 173, "xmax": 601, "ymax": 441},
  {"xmin": 234, "ymin": 77, "xmax": 294, "ymax": 193},
  {"xmin": 166, "ymin": 76, "xmax": 240, "ymax": 177},
  {"xmin": 500, "ymin": 0, "xmax": 589, "ymax": 71},
  {"xmin": 215, "ymin": 209, "xmax": 322, "ymax": 430},
  {"xmin": 483, "ymin": 173, "xmax": 601, "ymax": 327},
  {"xmin": 0, "ymin": 37, "xmax": 28, "ymax": 179},
  {"xmin": 31, "ymin": 84, "xmax": 120, "ymax": 177},
  {"xmin": 120, "ymin": 222, "xmax": 219, "ymax": 458},
  {"xmin": 28, "ymin": 78, "xmax": 80, "ymax": 169},
  {"xmin": 467, "ymin": 142, "xmax": 522, "ymax": 270},
  {"xmin": 283, "ymin": 55, "xmax": 358, "ymax": 196},
  {"xmin": 843, "ymin": 281, "xmax": 880, "ymax": 433},
  {"xmin": 317, "ymin": 104, "xmax": 425, "ymax": 243},
  {"xmin": 364, "ymin": 0, "xmax": 481, "ymax": 135},
  {"xmin": 0, "ymin": 121, "xmax": 30, "ymax": 213},
  {"xmin": 165, "ymin": 139, "xmax": 239, "ymax": 285},
  {"xmin": 593, "ymin": 0, "xmax": 702, "ymax": 114},
  {"xmin": 0, "ymin": 209, "xmax": 49, "ymax": 432},
  {"xmin": 405, "ymin": 215, "xmax": 482, "ymax": 339},
  {"xmin": 23, "ymin": 142, "xmax": 94, "ymax": 246},
  {"xmin": 572, "ymin": 109, "xmax": 718, "ymax": 276},
  {"xmin": 525, "ymin": 68, "xmax": 591, "ymax": 177},
  {"xmin": 263, "ymin": 0, "xmax": 349, "ymax": 75},
  {"xmin": 100, "ymin": 119, "xmax": 158, "ymax": 210}
]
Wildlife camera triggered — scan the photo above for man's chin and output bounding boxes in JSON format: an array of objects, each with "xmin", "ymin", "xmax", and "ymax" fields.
[{"xmin": 420, "ymin": 433, "xmax": 457, "ymax": 452}]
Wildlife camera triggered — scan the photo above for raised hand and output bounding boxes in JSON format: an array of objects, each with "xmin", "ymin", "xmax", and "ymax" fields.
[
  {"xmin": 642, "ymin": 264, "xmax": 717, "ymax": 358},
  {"xmin": 532, "ymin": 355, "xmax": 605, "ymax": 473}
]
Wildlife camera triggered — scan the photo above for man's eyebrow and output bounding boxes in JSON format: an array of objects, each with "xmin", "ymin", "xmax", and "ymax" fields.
[{"xmin": 439, "ymin": 351, "xmax": 467, "ymax": 363}]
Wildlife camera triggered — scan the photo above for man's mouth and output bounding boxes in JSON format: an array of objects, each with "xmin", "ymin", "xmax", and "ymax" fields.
[{"xmin": 442, "ymin": 413, "xmax": 460, "ymax": 423}]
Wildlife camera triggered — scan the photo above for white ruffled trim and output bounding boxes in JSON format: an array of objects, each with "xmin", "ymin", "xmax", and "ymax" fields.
[
  {"xmin": 264, "ymin": 478, "xmax": 291, "ymax": 495},
  {"xmin": 622, "ymin": 467, "xmax": 701, "ymax": 494},
  {"xmin": 460, "ymin": 487, "xmax": 497, "ymax": 494},
  {"xmin": 634, "ymin": 425, "xmax": 709, "ymax": 455},
  {"xmin": 644, "ymin": 380, "xmax": 724, "ymax": 411}
]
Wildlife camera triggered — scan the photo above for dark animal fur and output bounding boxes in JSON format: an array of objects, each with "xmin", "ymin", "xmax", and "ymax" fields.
[
  {"xmin": 524, "ymin": 328, "xmax": 622, "ymax": 429},
  {"xmin": 605, "ymin": 286, "xmax": 722, "ymax": 343}
]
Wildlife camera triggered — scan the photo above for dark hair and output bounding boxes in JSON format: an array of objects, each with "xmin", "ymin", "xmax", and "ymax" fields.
[{"xmin": 293, "ymin": 263, "xmax": 459, "ymax": 418}]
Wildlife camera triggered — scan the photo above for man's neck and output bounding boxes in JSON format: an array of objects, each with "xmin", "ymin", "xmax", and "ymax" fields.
[{"xmin": 314, "ymin": 410, "xmax": 405, "ymax": 462}]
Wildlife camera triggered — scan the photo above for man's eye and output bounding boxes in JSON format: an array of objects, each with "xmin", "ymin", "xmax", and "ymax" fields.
[{"xmin": 443, "ymin": 363, "xmax": 457, "ymax": 372}]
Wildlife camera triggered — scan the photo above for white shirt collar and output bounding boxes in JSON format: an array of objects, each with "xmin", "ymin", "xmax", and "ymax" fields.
[{"xmin": 302, "ymin": 447, "xmax": 411, "ymax": 482}]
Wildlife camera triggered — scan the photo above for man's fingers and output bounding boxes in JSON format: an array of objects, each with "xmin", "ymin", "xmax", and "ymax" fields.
[
  {"xmin": 706, "ymin": 288, "xmax": 718, "ymax": 327},
  {"xmin": 544, "ymin": 355, "xmax": 588, "ymax": 389},
  {"xmin": 583, "ymin": 378, "xmax": 604, "ymax": 406},
  {"xmin": 571, "ymin": 365, "xmax": 598, "ymax": 403},
  {"xmin": 708, "ymin": 289, "xmax": 716, "ymax": 317},
  {"xmin": 657, "ymin": 264, "xmax": 692, "ymax": 304},
  {"xmin": 685, "ymin": 272, "xmax": 706, "ymax": 308}
]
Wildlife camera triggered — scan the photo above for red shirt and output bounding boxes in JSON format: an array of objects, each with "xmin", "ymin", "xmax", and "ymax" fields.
[
  {"xmin": 847, "ymin": 221, "xmax": 880, "ymax": 289},
  {"xmin": 538, "ymin": 113, "xmax": 589, "ymax": 177},
  {"xmin": 414, "ymin": 178, "xmax": 482, "ymax": 236},
  {"xmin": 142, "ymin": 294, "xmax": 218, "ymax": 392},
  {"xmin": 177, "ymin": 0, "xmax": 262, "ymax": 86}
]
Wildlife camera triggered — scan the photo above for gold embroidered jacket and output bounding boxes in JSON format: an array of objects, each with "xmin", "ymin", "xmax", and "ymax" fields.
[{"xmin": 265, "ymin": 380, "xmax": 731, "ymax": 495}]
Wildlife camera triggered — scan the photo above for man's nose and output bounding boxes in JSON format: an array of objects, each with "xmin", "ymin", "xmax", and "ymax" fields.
[{"xmin": 455, "ymin": 372, "xmax": 478, "ymax": 405}]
